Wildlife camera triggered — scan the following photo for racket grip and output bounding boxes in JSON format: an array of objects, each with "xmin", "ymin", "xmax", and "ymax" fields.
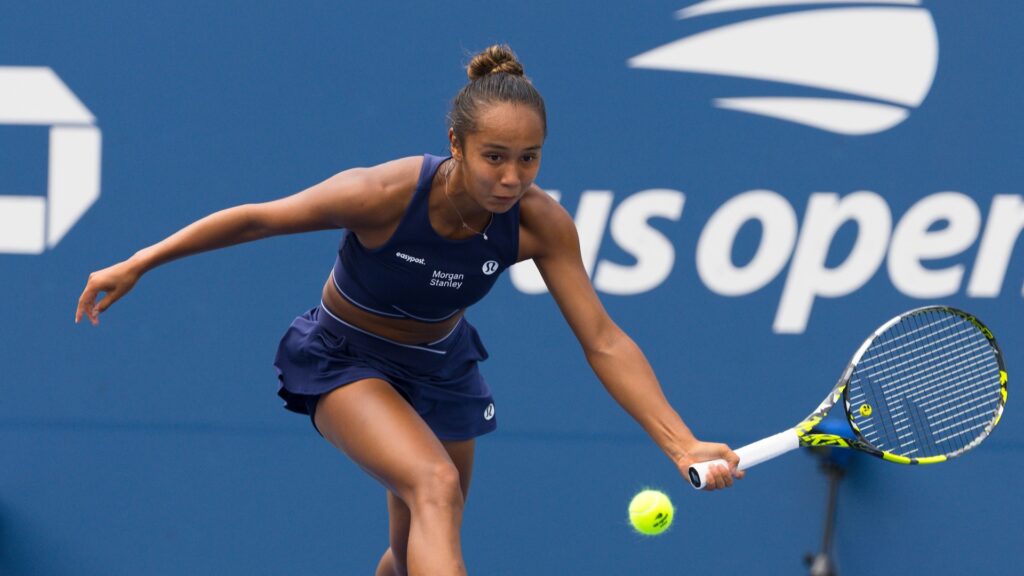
[{"xmin": 688, "ymin": 430, "xmax": 799, "ymax": 489}]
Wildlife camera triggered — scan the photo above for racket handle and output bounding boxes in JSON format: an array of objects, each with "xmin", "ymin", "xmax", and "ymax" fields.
[{"xmin": 688, "ymin": 430, "xmax": 799, "ymax": 489}]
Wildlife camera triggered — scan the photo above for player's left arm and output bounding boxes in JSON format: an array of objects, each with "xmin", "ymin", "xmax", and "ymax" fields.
[{"xmin": 519, "ymin": 189, "xmax": 741, "ymax": 489}]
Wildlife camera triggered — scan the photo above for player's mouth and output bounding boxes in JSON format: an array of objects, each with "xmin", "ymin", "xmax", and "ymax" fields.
[{"xmin": 490, "ymin": 195, "xmax": 519, "ymax": 205}]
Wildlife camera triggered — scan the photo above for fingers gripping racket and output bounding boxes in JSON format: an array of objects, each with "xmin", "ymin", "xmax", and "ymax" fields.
[{"xmin": 689, "ymin": 306, "xmax": 1008, "ymax": 489}]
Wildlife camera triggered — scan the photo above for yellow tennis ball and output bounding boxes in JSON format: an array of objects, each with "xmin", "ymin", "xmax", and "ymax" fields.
[{"xmin": 628, "ymin": 489, "xmax": 674, "ymax": 536}]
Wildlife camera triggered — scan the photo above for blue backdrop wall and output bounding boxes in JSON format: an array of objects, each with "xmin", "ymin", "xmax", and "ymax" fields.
[{"xmin": 2, "ymin": 2, "xmax": 1022, "ymax": 574}]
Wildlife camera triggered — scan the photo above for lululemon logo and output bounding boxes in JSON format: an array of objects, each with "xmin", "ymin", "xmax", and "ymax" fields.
[
  {"xmin": 628, "ymin": 1, "xmax": 939, "ymax": 135},
  {"xmin": 482, "ymin": 260, "xmax": 499, "ymax": 275},
  {"xmin": 0, "ymin": 67, "xmax": 102, "ymax": 254},
  {"xmin": 484, "ymin": 403, "xmax": 495, "ymax": 421}
]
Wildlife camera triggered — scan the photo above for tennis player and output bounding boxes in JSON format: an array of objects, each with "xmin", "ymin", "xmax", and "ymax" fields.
[{"xmin": 76, "ymin": 44, "xmax": 741, "ymax": 576}]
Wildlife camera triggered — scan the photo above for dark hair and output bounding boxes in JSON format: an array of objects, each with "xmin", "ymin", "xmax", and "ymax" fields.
[{"xmin": 448, "ymin": 44, "xmax": 548, "ymax": 144}]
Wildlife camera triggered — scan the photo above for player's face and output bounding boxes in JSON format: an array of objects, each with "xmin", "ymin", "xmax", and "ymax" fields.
[{"xmin": 453, "ymin": 102, "xmax": 544, "ymax": 213}]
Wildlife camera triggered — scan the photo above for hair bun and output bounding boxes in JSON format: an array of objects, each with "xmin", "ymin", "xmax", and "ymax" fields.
[{"xmin": 467, "ymin": 44, "xmax": 525, "ymax": 80}]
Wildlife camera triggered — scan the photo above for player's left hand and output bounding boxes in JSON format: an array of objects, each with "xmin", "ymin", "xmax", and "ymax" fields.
[{"xmin": 675, "ymin": 441, "xmax": 744, "ymax": 491}]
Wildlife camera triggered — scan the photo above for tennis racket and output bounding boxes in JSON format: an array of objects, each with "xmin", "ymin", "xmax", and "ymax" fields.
[{"xmin": 689, "ymin": 305, "xmax": 1008, "ymax": 489}]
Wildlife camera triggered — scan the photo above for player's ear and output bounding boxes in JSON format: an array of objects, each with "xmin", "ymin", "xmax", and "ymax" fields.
[{"xmin": 448, "ymin": 128, "xmax": 462, "ymax": 161}]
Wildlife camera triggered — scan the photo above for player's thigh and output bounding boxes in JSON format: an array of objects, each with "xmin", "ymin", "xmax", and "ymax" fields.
[{"xmin": 313, "ymin": 378, "xmax": 456, "ymax": 497}]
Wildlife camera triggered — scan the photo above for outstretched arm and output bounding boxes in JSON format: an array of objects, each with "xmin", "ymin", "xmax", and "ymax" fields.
[
  {"xmin": 75, "ymin": 157, "xmax": 418, "ymax": 325},
  {"xmin": 520, "ymin": 189, "xmax": 742, "ymax": 490}
]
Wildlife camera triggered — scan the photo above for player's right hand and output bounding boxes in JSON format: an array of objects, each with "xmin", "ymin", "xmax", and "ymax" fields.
[{"xmin": 76, "ymin": 260, "xmax": 142, "ymax": 325}]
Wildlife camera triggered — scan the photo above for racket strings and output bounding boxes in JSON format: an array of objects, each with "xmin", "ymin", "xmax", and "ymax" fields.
[
  {"xmin": 858, "ymin": 315, "xmax": 968, "ymax": 453},
  {"xmin": 895, "ymin": 312, "xmax": 998, "ymax": 456},
  {"xmin": 856, "ymin": 322, "xmax": 985, "ymax": 381},
  {"xmin": 847, "ymin": 309, "xmax": 1003, "ymax": 459},
  {"xmin": 922, "ymin": 313, "xmax": 1002, "ymax": 454}
]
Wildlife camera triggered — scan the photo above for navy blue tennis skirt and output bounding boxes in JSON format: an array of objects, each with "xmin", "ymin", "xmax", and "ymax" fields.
[{"xmin": 274, "ymin": 304, "xmax": 497, "ymax": 441}]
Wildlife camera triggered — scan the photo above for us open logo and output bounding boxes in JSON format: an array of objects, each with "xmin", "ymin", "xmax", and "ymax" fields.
[
  {"xmin": 0, "ymin": 67, "xmax": 102, "ymax": 254},
  {"xmin": 628, "ymin": 0, "xmax": 939, "ymax": 135}
]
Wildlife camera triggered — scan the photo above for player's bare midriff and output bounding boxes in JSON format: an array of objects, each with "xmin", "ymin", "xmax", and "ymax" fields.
[{"xmin": 321, "ymin": 277, "xmax": 465, "ymax": 345}]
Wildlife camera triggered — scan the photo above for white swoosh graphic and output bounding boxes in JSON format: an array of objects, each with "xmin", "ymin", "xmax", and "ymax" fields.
[
  {"xmin": 678, "ymin": 0, "xmax": 921, "ymax": 19},
  {"xmin": 628, "ymin": 7, "xmax": 938, "ymax": 107},
  {"xmin": 714, "ymin": 97, "xmax": 909, "ymax": 135}
]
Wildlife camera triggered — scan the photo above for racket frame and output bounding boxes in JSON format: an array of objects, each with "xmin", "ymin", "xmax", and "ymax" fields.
[{"xmin": 688, "ymin": 305, "xmax": 1008, "ymax": 489}]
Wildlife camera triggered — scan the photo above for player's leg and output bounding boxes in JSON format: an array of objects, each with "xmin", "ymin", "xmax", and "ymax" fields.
[
  {"xmin": 313, "ymin": 378, "xmax": 467, "ymax": 576},
  {"xmin": 377, "ymin": 439, "xmax": 475, "ymax": 576}
]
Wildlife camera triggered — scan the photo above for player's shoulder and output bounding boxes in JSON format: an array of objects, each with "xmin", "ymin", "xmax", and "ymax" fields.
[
  {"xmin": 520, "ymin": 185, "xmax": 574, "ymax": 235},
  {"xmin": 336, "ymin": 156, "xmax": 424, "ymax": 227},
  {"xmin": 353, "ymin": 156, "xmax": 423, "ymax": 202},
  {"xmin": 518, "ymin": 185, "xmax": 578, "ymax": 259}
]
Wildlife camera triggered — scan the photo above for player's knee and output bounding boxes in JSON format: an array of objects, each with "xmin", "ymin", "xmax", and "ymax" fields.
[{"xmin": 409, "ymin": 461, "xmax": 464, "ymax": 513}]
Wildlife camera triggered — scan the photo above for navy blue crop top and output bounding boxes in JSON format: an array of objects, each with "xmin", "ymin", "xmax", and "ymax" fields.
[{"xmin": 331, "ymin": 154, "xmax": 521, "ymax": 322}]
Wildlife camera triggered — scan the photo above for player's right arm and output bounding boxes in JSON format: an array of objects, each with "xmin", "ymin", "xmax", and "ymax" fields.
[{"xmin": 75, "ymin": 156, "xmax": 420, "ymax": 325}]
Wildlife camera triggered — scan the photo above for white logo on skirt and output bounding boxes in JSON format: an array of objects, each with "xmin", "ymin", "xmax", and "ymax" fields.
[{"xmin": 484, "ymin": 403, "xmax": 495, "ymax": 421}]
